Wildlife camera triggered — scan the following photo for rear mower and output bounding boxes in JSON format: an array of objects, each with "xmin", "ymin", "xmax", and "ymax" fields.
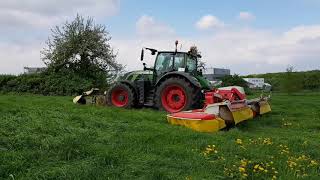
[{"xmin": 167, "ymin": 86, "xmax": 271, "ymax": 132}]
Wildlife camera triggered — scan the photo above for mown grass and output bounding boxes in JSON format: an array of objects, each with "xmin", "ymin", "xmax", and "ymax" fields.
[{"xmin": 0, "ymin": 93, "xmax": 319, "ymax": 179}]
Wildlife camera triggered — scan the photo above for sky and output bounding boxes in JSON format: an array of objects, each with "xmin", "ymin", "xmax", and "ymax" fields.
[{"xmin": 1, "ymin": 0, "xmax": 320, "ymax": 75}]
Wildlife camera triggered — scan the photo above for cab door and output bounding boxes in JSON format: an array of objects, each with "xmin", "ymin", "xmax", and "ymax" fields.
[{"xmin": 153, "ymin": 52, "xmax": 174, "ymax": 83}]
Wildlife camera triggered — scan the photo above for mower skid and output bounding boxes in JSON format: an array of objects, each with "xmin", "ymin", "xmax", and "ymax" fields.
[
  {"xmin": 205, "ymin": 101, "xmax": 253, "ymax": 125},
  {"xmin": 73, "ymin": 88, "xmax": 104, "ymax": 105},
  {"xmin": 229, "ymin": 107, "xmax": 254, "ymax": 124},
  {"xmin": 73, "ymin": 95, "xmax": 86, "ymax": 104},
  {"xmin": 258, "ymin": 101, "xmax": 271, "ymax": 114},
  {"xmin": 248, "ymin": 97, "xmax": 272, "ymax": 115}
]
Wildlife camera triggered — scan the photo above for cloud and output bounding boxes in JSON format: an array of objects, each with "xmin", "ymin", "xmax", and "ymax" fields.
[
  {"xmin": 237, "ymin": 12, "xmax": 255, "ymax": 21},
  {"xmin": 0, "ymin": 0, "xmax": 119, "ymax": 29},
  {"xmin": 195, "ymin": 15, "xmax": 224, "ymax": 30},
  {"xmin": 0, "ymin": 0, "xmax": 120, "ymax": 75},
  {"xmin": 0, "ymin": 9, "xmax": 61, "ymax": 29},
  {"xmin": 113, "ymin": 25, "xmax": 320, "ymax": 75},
  {"xmin": 136, "ymin": 15, "xmax": 174, "ymax": 38},
  {"xmin": 1, "ymin": 2, "xmax": 320, "ymax": 75},
  {"xmin": 0, "ymin": 41, "xmax": 45, "ymax": 75}
]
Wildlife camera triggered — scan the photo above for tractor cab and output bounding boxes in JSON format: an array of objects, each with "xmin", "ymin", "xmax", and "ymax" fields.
[
  {"xmin": 141, "ymin": 42, "xmax": 201, "ymax": 85},
  {"xmin": 154, "ymin": 52, "xmax": 198, "ymax": 76}
]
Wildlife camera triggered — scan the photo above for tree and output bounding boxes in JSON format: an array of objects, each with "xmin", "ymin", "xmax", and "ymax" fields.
[{"xmin": 41, "ymin": 14, "xmax": 123, "ymax": 78}]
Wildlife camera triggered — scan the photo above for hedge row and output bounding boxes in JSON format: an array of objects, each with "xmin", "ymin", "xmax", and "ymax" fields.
[
  {"xmin": 0, "ymin": 72, "xmax": 108, "ymax": 96},
  {"xmin": 245, "ymin": 70, "xmax": 320, "ymax": 91},
  {"xmin": 1, "ymin": 70, "xmax": 319, "ymax": 96}
]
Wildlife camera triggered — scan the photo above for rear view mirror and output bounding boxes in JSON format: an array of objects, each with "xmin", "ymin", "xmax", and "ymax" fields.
[{"xmin": 140, "ymin": 48, "xmax": 144, "ymax": 61}]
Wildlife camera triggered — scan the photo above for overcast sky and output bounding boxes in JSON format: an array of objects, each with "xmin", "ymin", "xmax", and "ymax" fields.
[{"xmin": 1, "ymin": 0, "xmax": 320, "ymax": 75}]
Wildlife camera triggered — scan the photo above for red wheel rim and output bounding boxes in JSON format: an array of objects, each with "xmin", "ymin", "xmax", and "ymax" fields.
[
  {"xmin": 111, "ymin": 88, "xmax": 129, "ymax": 107},
  {"xmin": 161, "ymin": 85, "xmax": 187, "ymax": 113}
]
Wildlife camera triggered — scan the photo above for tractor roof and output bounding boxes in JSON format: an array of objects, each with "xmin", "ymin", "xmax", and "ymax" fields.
[{"xmin": 157, "ymin": 51, "xmax": 201, "ymax": 58}]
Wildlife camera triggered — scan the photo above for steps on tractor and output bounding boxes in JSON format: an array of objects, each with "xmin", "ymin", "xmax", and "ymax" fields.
[{"xmin": 144, "ymin": 90, "xmax": 155, "ymax": 106}]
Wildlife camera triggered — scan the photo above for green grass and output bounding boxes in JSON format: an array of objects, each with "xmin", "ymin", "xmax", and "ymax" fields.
[{"xmin": 0, "ymin": 93, "xmax": 319, "ymax": 179}]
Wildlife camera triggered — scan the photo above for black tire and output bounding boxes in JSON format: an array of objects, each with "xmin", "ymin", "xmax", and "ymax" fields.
[
  {"xmin": 155, "ymin": 77, "xmax": 201, "ymax": 112},
  {"xmin": 106, "ymin": 83, "xmax": 136, "ymax": 108}
]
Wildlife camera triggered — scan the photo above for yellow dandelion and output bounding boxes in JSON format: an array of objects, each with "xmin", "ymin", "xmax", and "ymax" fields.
[
  {"xmin": 236, "ymin": 138, "xmax": 243, "ymax": 145},
  {"xmin": 240, "ymin": 160, "xmax": 247, "ymax": 166},
  {"xmin": 310, "ymin": 160, "xmax": 318, "ymax": 166},
  {"xmin": 239, "ymin": 167, "xmax": 246, "ymax": 172}
]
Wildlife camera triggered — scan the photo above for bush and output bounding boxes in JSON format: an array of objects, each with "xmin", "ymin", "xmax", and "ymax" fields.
[
  {"xmin": 0, "ymin": 75, "xmax": 16, "ymax": 88},
  {"xmin": 244, "ymin": 70, "xmax": 320, "ymax": 92},
  {"xmin": 221, "ymin": 75, "xmax": 248, "ymax": 88},
  {"xmin": 280, "ymin": 67, "xmax": 303, "ymax": 94},
  {"xmin": 220, "ymin": 74, "xmax": 252, "ymax": 94},
  {"xmin": 0, "ymin": 72, "xmax": 108, "ymax": 96}
]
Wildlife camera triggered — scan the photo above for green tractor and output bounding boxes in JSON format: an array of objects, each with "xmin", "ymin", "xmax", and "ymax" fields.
[{"xmin": 106, "ymin": 41, "xmax": 212, "ymax": 113}]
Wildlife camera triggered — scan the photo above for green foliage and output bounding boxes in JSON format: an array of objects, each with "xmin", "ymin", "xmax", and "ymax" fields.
[
  {"xmin": 41, "ymin": 14, "xmax": 122, "ymax": 79},
  {"xmin": 0, "ymin": 75, "xmax": 16, "ymax": 88},
  {"xmin": 281, "ymin": 66, "xmax": 303, "ymax": 94},
  {"xmin": 0, "ymin": 72, "xmax": 107, "ymax": 95},
  {"xmin": 0, "ymin": 15, "xmax": 124, "ymax": 96},
  {"xmin": 0, "ymin": 93, "xmax": 319, "ymax": 179},
  {"xmin": 221, "ymin": 74, "xmax": 251, "ymax": 94},
  {"xmin": 245, "ymin": 70, "xmax": 320, "ymax": 92}
]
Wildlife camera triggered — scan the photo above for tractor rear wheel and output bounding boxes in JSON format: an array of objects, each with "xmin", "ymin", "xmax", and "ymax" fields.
[
  {"xmin": 106, "ymin": 83, "xmax": 136, "ymax": 108},
  {"xmin": 155, "ymin": 77, "xmax": 200, "ymax": 113}
]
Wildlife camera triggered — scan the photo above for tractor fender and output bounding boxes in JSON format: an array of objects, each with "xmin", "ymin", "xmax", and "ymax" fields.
[
  {"xmin": 116, "ymin": 80, "xmax": 138, "ymax": 94},
  {"xmin": 155, "ymin": 72, "xmax": 201, "ymax": 88}
]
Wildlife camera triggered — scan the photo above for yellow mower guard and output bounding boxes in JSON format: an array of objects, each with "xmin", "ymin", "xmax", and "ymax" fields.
[{"xmin": 167, "ymin": 114, "xmax": 226, "ymax": 133}]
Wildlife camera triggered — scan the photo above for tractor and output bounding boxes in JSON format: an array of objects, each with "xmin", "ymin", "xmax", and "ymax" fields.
[
  {"xmin": 106, "ymin": 41, "xmax": 211, "ymax": 113},
  {"xmin": 74, "ymin": 41, "xmax": 271, "ymax": 130}
]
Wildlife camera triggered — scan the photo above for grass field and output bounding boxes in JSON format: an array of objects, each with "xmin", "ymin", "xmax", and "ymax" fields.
[{"xmin": 0, "ymin": 93, "xmax": 319, "ymax": 179}]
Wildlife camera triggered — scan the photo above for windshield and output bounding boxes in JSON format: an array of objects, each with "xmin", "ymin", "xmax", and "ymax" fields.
[
  {"xmin": 155, "ymin": 53, "xmax": 173, "ymax": 72},
  {"xmin": 173, "ymin": 53, "xmax": 184, "ymax": 70}
]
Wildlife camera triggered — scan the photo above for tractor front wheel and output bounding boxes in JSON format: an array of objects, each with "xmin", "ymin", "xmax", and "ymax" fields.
[
  {"xmin": 155, "ymin": 77, "xmax": 200, "ymax": 113},
  {"xmin": 106, "ymin": 83, "xmax": 136, "ymax": 108}
]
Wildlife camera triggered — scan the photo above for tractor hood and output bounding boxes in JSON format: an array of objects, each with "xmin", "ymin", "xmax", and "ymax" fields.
[{"xmin": 119, "ymin": 70, "xmax": 153, "ymax": 82}]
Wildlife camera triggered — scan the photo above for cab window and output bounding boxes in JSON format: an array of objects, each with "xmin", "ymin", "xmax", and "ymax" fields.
[{"xmin": 186, "ymin": 55, "xmax": 197, "ymax": 72}]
